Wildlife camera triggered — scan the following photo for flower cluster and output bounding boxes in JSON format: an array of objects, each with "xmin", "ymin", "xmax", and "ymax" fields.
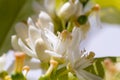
[{"xmin": 0, "ymin": 0, "xmax": 103, "ymax": 80}]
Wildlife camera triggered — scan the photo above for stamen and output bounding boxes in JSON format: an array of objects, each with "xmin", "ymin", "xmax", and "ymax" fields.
[
  {"xmin": 14, "ymin": 52, "xmax": 26, "ymax": 73},
  {"xmin": 61, "ymin": 30, "xmax": 72, "ymax": 40},
  {"xmin": 45, "ymin": 59, "xmax": 58, "ymax": 76},
  {"xmin": 50, "ymin": 59, "xmax": 58, "ymax": 68},
  {"xmin": 22, "ymin": 65, "xmax": 30, "ymax": 77},
  {"xmin": 85, "ymin": 4, "xmax": 100, "ymax": 16},
  {"xmin": 87, "ymin": 51, "xmax": 95, "ymax": 59},
  {"xmin": 92, "ymin": 4, "xmax": 100, "ymax": 11}
]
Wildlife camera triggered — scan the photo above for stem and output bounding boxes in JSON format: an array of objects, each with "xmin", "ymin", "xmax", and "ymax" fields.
[
  {"xmin": 45, "ymin": 59, "xmax": 58, "ymax": 76},
  {"xmin": 61, "ymin": 19, "xmax": 66, "ymax": 30}
]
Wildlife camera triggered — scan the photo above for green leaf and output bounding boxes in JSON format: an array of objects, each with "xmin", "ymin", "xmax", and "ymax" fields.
[
  {"xmin": 0, "ymin": 0, "xmax": 34, "ymax": 55},
  {"xmin": 85, "ymin": 57, "xmax": 117, "ymax": 78},
  {"xmin": 11, "ymin": 72, "xmax": 26, "ymax": 80},
  {"xmin": 92, "ymin": 0, "xmax": 120, "ymax": 24}
]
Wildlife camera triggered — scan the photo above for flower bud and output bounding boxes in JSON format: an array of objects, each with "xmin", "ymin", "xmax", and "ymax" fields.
[
  {"xmin": 77, "ymin": 15, "xmax": 88, "ymax": 25},
  {"xmin": 58, "ymin": 2, "xmax": 76, "ymax": 20}
]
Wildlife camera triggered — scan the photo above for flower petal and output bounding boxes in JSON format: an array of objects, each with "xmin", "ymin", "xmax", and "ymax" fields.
[
  {"xmin": 0, "ymin": 54, "xmax": 6, "ymax": 72},
  {"xmin": 44, "ymin": 29, "xmax": 58, "ymax": 48},
  {"xmin": 44, "ymin": 0, "xmax": 55, "ymax": 15},
  {"xmin": 38, "ymin": 11, "xmax": 52, "ymax": 28},
  {"xmin": 71, "ymin": 27, "xmax": 82, "ymax": 48},
  {"xmin": 45, "ymin": 50, "xmax": 62, "ymax": 58},
  {"xmin": 18, "ymin": 38, "xmax": 37, "ymax": 58},
  {"xmin": 76, "ymin": 70, "xmax": 102, "ymax": 80},
  {"xmin": 35, "ymin": 39, "xmax": 50, "ymax": 62},
  {"xmin": 28, "ymin": 25, "xmax": 41, "ymax": 49},
  {"xmin": 11, "ymin": 35, "xmax": 21, "ymax": 51},
  {"xmin": 15, "ymin": 22, "xmax": 28, "ymax": 40},
  {"xmin": 27, "ymin": 17, "xmax": 35, "ymax": 27},
  {"xmin": 58, "ymin": 1, "xmax": 76, "ymax": 20}
]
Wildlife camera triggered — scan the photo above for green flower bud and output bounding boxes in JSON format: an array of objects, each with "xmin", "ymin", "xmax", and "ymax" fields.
[{"xmin": 77, "ymin": 15, "xmax": 88, "ymax": 25}]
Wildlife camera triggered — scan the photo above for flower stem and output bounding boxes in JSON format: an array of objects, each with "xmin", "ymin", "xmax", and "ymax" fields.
[{"xmin": 45, "ymin": 59, "xmax": 58, "ymax": 76}]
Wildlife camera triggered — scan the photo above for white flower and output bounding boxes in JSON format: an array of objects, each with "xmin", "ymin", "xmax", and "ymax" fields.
[
  {"xmin": 11, "ymin": 11, "xmax": 72, "ymax": 63},
  {"xmin": 44, "ymin": 29, "xmax": 72, "ymax": 59},
  {"xmin": 66, "ymin": 27, "xmax": 102, "ymax": 80},
  {"xmin": 0, "ymin": 54, "xmax": 6, "ymax": 73},
  {"xmin": 11, "ymin": 12, "xmax": 54, "ymax": 63},
  {"xmin": 67, "ymin": 49, "xmax": 102, "ymax": 80}
]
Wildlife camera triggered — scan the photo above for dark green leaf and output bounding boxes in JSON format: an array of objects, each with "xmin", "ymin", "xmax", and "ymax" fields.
[{"xmin": 0, "ymin": 0, "xmax": 34, "ymax": 55}]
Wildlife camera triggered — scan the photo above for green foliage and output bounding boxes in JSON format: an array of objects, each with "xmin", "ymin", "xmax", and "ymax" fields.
[
  {"xmin": 11, "ymin": 72, "xmax": 26, "ymax": 80},
  {"xmin": 0, "ymin": 0, "xmax": 34, "ymax": 55},
  {"xmin": 0, "ymin": 71, "xmax": 8, "ymax": 79},
  {"xmin": 85, "ymin": 57, "xmax": 117, "ymax": 78}
]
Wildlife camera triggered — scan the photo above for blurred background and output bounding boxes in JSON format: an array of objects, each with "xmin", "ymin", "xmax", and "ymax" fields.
[{"xmin": 0, "ymin": 0, "xmax": 120, "ymax": 57}]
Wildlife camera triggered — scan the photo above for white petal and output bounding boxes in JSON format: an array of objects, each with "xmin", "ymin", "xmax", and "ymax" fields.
[
  {"xmin": 89, "ymin": 11, "xmax": 102, "ymax": 29},
  {"xmin": 74, "ymin": 1, "xmax": 82, "ymax": 18},
  {"xmin": 28, "ymin": 25, "xmax": 41, "ymax": 49},
  {"xmin": 71, "ymin": 27, "xmax": 82, "ymax": 48},
  {"xmin": 45, "ymin": 50, "xmax": 62, "ymax": 58},
  {"xmin": 67, "ymin": 48, "xmax": 82, "ymax": 65},
  {"xmin": 32, "ymin": 1, "xmax": 43, "ymax": 13},
  {"xmin": 35, "ymin": 39, "xmax": 50, "ymax": 62},
  {"xmin": 0, "ymin": 54, "xmax": 6, "ymax": 72},
  {"xmin": 27, "ymin": 17, "xmax": 35, "ymax": 27},
  {"xmin": 38, "ymin": 11, "xmax": 52, "ymax": 28},
  {"xmin": 18, "ymin": 38, "xmax": 37, "ymax": 58},
  {"xmin": 11, "ymin": 35, "xmax": 21, "ymax": 51},
  {"xmin": 75, "ymin": 58, "xmax": 92, "ymax": 69},
  {"xmin": 44, "ymin": 29, "xmax": 58, "ymax": 48},
  {"xmin": 76, "ymin": 70, "xmax": 102, "ymax": 80},
  {"xmin": 48, "ymin": 22, "xmax": 54, "ymax": 32},
  {"xmin": 58, "ymin": 2, "xmax": 76, "ymax": 20},
  {"xmin": 55, "ymin": 38, "xmax": 71, "ymax": 55},
  {"xmin": 15, "ymin": 22, "xmax": 28, "ymax": 40},
  {"xmin": 44, "ymin": 0, "xmax": 55, "ymax": 14}
]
